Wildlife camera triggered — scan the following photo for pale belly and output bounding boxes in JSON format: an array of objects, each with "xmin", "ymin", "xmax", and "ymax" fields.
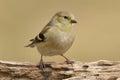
[{"xmin": 36, "ymin": 28, "xmax": 75, "ymax": 56}]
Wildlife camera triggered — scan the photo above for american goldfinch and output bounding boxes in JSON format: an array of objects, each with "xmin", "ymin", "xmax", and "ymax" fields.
[{"xmin": 26, "ymin": 11, "xmax": 77, "ymax": 69}]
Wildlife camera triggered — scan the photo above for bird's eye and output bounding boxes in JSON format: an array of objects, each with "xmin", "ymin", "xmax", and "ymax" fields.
[{"xmin": 63, "ymin": 16, "xmax": 69, "ymax": 19}]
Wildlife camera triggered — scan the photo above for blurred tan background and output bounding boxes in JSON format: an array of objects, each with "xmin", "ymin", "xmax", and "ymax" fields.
[{"xmin": 0, "ymin": 0, "xmax": 120, "ymax": 63}]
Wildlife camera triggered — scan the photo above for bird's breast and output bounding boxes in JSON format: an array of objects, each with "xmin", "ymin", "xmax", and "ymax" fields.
[
  {"xmin": 36, "ymin": 27, "xmax": 75, "ymax": 56},
  {"xmin": 45, "ymin": 27, "xmax": 75, "ymax": 48}
]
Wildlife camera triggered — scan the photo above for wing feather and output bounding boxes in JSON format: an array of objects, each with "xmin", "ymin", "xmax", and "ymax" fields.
[{"xmin": 25, "ymin": 25, "xmax": 52, "ymax": 48}]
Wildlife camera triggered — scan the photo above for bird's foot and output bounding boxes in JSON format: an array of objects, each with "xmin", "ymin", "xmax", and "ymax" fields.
[
  {"xmin": 40, "ymin": 59, "xmax": 45, "ymax": 68},
  {"xmin": 36, "ymin": 59, "xmax": 45, "ymax": 71}
]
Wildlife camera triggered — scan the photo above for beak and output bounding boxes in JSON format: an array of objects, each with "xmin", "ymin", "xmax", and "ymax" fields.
[{"xmin": 71, "ymin": 19, "xmax": 77, "ymax": 24}]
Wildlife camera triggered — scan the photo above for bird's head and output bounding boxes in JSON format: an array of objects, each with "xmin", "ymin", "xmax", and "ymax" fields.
[{"xmin": 50, "ymin": 11, "xmax": 77, "ymax": 30}]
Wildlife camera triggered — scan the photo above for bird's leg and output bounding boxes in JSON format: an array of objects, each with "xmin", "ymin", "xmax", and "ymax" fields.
[
  {"xmin": 61, "ymin": 54, "xmax": 74, "ymax": 64},
  {"xmin": 39, "ymin": 55, "xmax": 45, "ymax": 70}
]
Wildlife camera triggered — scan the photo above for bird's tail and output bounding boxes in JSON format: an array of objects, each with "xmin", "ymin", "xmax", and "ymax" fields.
[
  {"xmin": 25, "ymin": 39, "xmax": 35, "ymax": 48},
  {"xmin": 25, "ymin": 43, "xmax": 35, "ymax": 48}
]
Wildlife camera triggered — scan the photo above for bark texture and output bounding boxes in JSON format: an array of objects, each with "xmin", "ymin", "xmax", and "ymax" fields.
[{"xmin": 0, "ymin": 60, "xmax": 120, "ymax": 80}]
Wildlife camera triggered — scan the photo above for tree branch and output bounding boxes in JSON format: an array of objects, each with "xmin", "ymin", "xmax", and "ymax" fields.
[{"xmin": 0, "ymin": 60, "xmax": 120, "ymax": 80}]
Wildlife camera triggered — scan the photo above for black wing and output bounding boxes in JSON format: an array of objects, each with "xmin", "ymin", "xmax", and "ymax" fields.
[
  {"xmin": 25, "ymin": 33, "xmax": 45, "ymax": 47},
  {"xmin": 26, "ymin": 24, "xmax": 52, "ymax": 47}
]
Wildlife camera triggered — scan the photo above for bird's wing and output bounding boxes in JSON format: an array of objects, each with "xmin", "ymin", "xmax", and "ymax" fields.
[{"xmin": 25, "ymin": 25, "xmax": 52, "ymax": 47}]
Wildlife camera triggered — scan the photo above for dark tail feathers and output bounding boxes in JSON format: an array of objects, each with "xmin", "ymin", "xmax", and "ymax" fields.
[{"xmin": 25, "ymin": 43, "xmax": 35, "ymax": 48}]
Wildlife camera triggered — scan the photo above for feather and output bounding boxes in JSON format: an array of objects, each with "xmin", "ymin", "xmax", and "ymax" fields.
[{"xmin": 25, "ymin": 33, "xmax": 46, "ymax": 48}]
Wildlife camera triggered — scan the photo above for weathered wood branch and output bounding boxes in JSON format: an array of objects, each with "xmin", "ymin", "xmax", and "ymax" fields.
[{"xmin": 0, "ymin": 60, "xmax": 120, "ymax": 80}]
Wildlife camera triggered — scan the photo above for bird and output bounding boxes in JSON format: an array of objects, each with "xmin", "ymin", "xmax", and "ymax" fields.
[{"xmin": 26, "ymin": 11, "xmax": 77, "ymax": 69}]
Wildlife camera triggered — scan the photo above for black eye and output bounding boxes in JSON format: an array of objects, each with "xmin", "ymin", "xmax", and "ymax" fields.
[{"xmin": 63, "ymin": 16, "xmax": 69, "ymax": 19}]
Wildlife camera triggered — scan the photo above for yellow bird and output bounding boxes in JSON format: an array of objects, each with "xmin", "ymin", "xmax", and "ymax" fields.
[{"xmin": 26, "ymin": 11, "xmax": 77, "ymax": 69}]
